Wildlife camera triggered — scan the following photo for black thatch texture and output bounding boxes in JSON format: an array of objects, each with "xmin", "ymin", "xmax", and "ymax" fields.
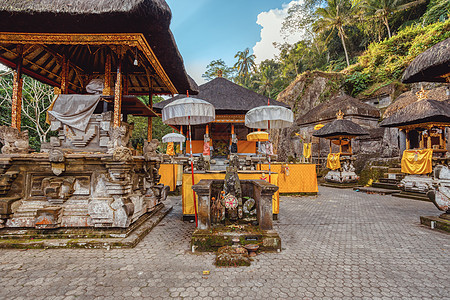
[
  {"xmin": 297, "ymin": 94, "xmax": 380, "ymax": 125},
  {"xmin": 383, "ymin": 86, "xmax": 449, "ymax": 118},
  {"xmin": 0, "ymin": 0, "xmax": 197, "ymax": 95},
  {"xmin": 380, "ymin": 99, "xmax": 450, "ymax": 128},
  {"xmin": 153, "ymin": 77, "xmax": 288, "ymax": 114},
  {"xmin": 312, "ymin": 119, "xmax": 369, "ymax": 138},
  {"xmin": 402, "ymin": 37, "xmax": 450, "ymax": 83}
]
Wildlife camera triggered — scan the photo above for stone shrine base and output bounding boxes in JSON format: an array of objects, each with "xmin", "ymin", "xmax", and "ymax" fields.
[
  {"xmin": 420, "ymin": 215, "xmax": 450, "ymax": 233},
  {"xmin": 191, "ymin": 225, "xmax": 281, "ymax": 253},
  {"xmin": 0, "ymin": 204, "xmax": 171, "ymax": 249}
]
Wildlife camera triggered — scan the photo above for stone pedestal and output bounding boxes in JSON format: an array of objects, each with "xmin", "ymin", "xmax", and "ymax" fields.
[{"xmin": 191, "ymin": 179, "xmax": 281, "ymax": 252}]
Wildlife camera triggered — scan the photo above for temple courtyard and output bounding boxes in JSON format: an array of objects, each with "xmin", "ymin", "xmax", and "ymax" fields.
[{"xmin": 0, "ymin": 187, "xmax": 449, "ymax": 299}]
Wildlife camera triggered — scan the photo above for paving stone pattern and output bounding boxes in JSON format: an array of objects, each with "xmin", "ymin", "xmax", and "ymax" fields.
[{"xmin": 1, "ymin": 187, "xmax": 449, "ymax": 299}]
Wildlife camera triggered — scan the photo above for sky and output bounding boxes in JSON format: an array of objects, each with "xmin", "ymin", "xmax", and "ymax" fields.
[{"xmin": 165, "ymin": 0, "xmax": 304, "ymax": 85}]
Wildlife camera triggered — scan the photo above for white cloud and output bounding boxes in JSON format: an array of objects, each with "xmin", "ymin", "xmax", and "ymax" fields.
[{"xmin": 253, "ymin": 1, "xmax": 305, "ymax": 65}]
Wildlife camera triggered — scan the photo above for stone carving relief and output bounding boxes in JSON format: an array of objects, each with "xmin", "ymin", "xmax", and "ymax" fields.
[{"xmin": 0, "ymin": 126, "xmax": 29, "ymax": 154}]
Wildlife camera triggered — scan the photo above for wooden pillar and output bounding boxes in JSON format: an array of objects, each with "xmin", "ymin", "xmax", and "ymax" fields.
[
  {"xmin": 147, "ymin": 92, "xmax": 153, "ymax": 141},
  {"xmin": 405, "ymin": 130, "xmax": 410, "ymax": 150},
  {"xmin": 11, "ymin": 45, "xmax": 23, "ymax": 130},
  {"xmin": 60, "ymin": 55, "xmax": 69, "ymax": 94},
  {"xmin": 113, "ymin": 54, "xmax": 123, "ymax": 128},
  {"xmin": 103, "ymin": 52, "xmax": 112, "ymax": 96},
  {"xmin": 349, "ymin": 139, "xmax": 352, "ymax": 155},
  {"xmin": 339, "ymin": 137, "xmax": 342, "ymax": 153},
  {"xmin": 427, "ymin": 133, "xmax": 431, "ymax": 149},
  {"xmin": 329, "ymin": 140, "xmax": 332, "ymax": 153}
]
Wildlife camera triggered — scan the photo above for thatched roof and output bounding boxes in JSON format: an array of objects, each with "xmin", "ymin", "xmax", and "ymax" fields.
[
  {"xmin": 312, "ymin": 119, "xmax": 369, "ymax": 138},
  {"xmin": 154, "ymin": 77, "xmax": 288, "ymax": 114},
  {"xmin": 297, "ymin": 94, "xmax": 380, "ymax": 125},
  {"xmin": 380, "ymin": 98, "xmax": 450, "ymax": 128},
  {"xmin": 0, "ymin": 0, "xmax": 197, "ymax": 95},
  {"xmin": 383, "ymin": 86, "xmax": 449, "ymax": 118},
  {"xmin": 402, "ymin": 37, "xmax": 450, "ymax": 83}
]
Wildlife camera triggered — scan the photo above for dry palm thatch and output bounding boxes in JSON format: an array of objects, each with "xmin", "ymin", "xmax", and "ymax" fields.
[
  {"xmin": 383, "ymin": 86, "xmax": 449, "ymax": 118},
  {"xmin": 154, "ymin": 77, "xmax": 288, "ymax": 114},
  {"xmin": 312, "ymin": 119, "xmax": 369, "ymax": 139},
  {"xmin": 380, "ymin": 98, "xmax": 450, "ymax": 128},
  {"xmin": 0, "ymin": 0, "xmax": 197, "ymax": 95},
  {"xmin": 402, "ymin": 37, "xmax": 450, "ymax": 83},
  {"xmin": 297, "ymin": 94, "xmax": 380, "ymax": 125}
]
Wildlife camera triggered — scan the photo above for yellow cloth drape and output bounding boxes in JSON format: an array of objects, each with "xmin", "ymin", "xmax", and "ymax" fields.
[
  {"xmin": 182, "ymin": 172, "xmax": 280, "ymax": 215},
  {"xmin": 159, "ymin": 163, "xmax": 178, "ymax": 191},
  {"xmin": 401, "ymin": 149, "xmax": 433, "ymax": 174},
  {"xmin": 327, "ymin": 153, "xmax": 341, "ymax": 170},
  {"xmin": 166, "ymin": 142, "xmax": 175, "ymax": 156},
  {"xmin": 258, "ymin": 163, "xmax": 318, "ymax": 194},
  {"xmin": 303, "ymin": 143, "xmax": 312, "ymax": 159}
]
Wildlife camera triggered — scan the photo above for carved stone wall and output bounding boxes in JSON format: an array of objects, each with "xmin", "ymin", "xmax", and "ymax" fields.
[{"xmin": 0, "ymin": 153, "xmax": 164, "ymax": 229}]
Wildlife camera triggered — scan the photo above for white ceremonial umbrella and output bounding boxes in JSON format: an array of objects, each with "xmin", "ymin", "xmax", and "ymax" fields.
[
  {"xmin": 245, "ymin": 101, "xmax": 294, "ymax": 183},
  {"xmin": 162, "ymin": 132, "xmax": 186, "ymax": 143},
  {"xmin": 162, "ymin": 97, "xmax": 215, "ymax": 227}
]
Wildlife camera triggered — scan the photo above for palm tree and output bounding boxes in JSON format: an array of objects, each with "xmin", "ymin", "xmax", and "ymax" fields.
[
  {"xmin": 362, "ymin": 0, "xmax": 426, "ymax": 39},
  {"xmin": 233, "ymin": 48, "xmax": 256, "ymax": 84},
  {"xmin": 257, "ymin": 65, "xmax": 276, "ymax": 98},
  {"xmin": 313, "ymin": 0, "xmax": 353, "ymax": 67}
]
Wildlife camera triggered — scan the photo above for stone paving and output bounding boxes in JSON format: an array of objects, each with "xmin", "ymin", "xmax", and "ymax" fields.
[{"xmin": 1, "ymin": 187, "xmax": 449, "ymax": 299}]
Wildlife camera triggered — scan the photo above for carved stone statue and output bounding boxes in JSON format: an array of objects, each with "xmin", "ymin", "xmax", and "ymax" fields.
[
  {"xmin": 221, "ymin": 166, "xmax": 243, "ymax": 220},
  {"xmin": 143, "ymin": 139, "xmax": 160, "ymax": 161},
  {"xmin": 0, "ymin": 126, "xmax": 29, "ymax": 154}
]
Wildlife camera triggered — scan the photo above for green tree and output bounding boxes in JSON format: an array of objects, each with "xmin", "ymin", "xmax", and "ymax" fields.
[
  {"xmin": 313, "ymin": 0, "xmax": 353, "ymax": 67},
  {"xmin": 233, "ymin": 48, "xmax": 256, "ymax": 85},
  {"xmin": 0, "ymin": 71, "xmax": 53, "ymax": 150},
  {"xmin": 202, "ymin": 59, "xmax": 235, "ymax": 81}
]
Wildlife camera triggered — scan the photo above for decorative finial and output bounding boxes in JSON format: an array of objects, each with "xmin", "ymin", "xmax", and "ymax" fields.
[
  {"xmin": 415, "ymin": 87, "xmax": 429, "ymax": 101},
  {"xmin": 217, "ymin": 69, "xmax": 223, "ymax": 78},
  {"xmin": 336, "ymin": 110, "xmax": 344, "ymax": 120}
]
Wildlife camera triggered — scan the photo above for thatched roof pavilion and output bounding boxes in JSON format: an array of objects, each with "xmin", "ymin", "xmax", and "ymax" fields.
[
  {"xmin": 380, "ymin": 98, "xmax": 450, "ymax": 128},
  {"xmin": 313, "ymin": 117, "xmax": 369, "ymax": 139},
  {"xmin": 0, "ymin": 0, "xmax": 198, "ymax": 95},
  {"xmin": 297, "ymin": 94, "xmax": 380, "ymax": 126},
  {"xmin": 383, "ymin": 86, "xmax": 449, "ymax": 118},
  {"xmin": 155, "ymin": 77, "xmax": 289, "ymax": 156},
  {"xmin": 154, "ymin": 77, "xmax": 288, "ymax": 116},
  {"xmin": 402, "ymin": 37, "xmax": 450, "ymax": 83}
]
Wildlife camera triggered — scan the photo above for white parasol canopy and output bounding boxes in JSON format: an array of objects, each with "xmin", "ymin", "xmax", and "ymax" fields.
[
  {"xmin": 245, "ymin": 105, "xmax": 293, "ymax": 129},
  {"xmin": 162, "ymin": 97, "xmax": 215, "ymax": 125},
  {"xmin": 161, "ymin": 97, "xmax": 215, "ymax": 228},
  {"xmin": 162, "ymin": 132, "xmax": 186, "ymax": 143}
]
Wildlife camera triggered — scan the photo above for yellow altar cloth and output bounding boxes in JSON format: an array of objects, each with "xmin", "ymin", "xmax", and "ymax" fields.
[
  {"xmin": 159, "ymin": 164, "xmax": 178, "ymax": 191},
  {"xmin": 303, "ymin": 143, "xmax": 312, "ymax": 159},
  {"xmin": 258, "ymin": 163, "xmax": 318, "ymax": 194},
  {"xmin": 182, "ymin": 172, "xmax": 279, "ymax": 216},
  {"xmin": 401, "ymin": 149, "xmax": 433, "ymax": 175},
  {"xmin": 327, "ymin": 153, "xmax": 341, "ymax": 170}
]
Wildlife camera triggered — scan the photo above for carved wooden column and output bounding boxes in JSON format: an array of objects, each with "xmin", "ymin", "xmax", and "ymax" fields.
[
  {"xmin": 11, "ymin": 45, "xmax": 23, "ymax": 130},
  {"xmin": 60, "ymin": 55, "xmax": 69, "ymax": 94},
  {"xmin": 148, "ymin": 92, "xmax": 153, "ymax": 141},
  {"xmin": 103, "ymin": 52, "xmax": 112, "ymax": 96},
  {"xmin": 113, "ymin": 53, "xmax": 123, "ymax": 128}
]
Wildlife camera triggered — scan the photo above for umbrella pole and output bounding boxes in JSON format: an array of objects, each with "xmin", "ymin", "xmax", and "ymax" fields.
[
  {"xmin": 268, "ymin": 120, "xmax": 271, "ymax": 184},
  {"xmin": 189, "ymin": 117, "xmax": 198, "ymax": 227}
]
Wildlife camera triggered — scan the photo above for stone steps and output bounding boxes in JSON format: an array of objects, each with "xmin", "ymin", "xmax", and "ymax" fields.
[{"xmin": 392, "ymin": 191, "xmax": 430, "ymax": 202}]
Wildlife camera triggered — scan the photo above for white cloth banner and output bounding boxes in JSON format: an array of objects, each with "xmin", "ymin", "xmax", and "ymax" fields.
[{"xmin": 48, "ymin": 94, "xmax": 101, "ymax": 132}]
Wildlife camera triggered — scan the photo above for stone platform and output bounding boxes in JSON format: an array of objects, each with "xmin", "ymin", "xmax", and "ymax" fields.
[
  {"xmin": 420, "ymin": 215, "xmax": 450, "ymax": 233},
  {"xmin": 191, "ymin": 226, "xmax": 281, "ymax": 252},
  {"xmin": 0, "ymin": 204, "xmax": 172, "ymax": 249}
]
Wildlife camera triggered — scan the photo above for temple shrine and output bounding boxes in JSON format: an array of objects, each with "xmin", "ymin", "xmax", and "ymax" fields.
[{"xmin": 0, "ymin": 0, "xmax": 197, "ymax": 238}]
